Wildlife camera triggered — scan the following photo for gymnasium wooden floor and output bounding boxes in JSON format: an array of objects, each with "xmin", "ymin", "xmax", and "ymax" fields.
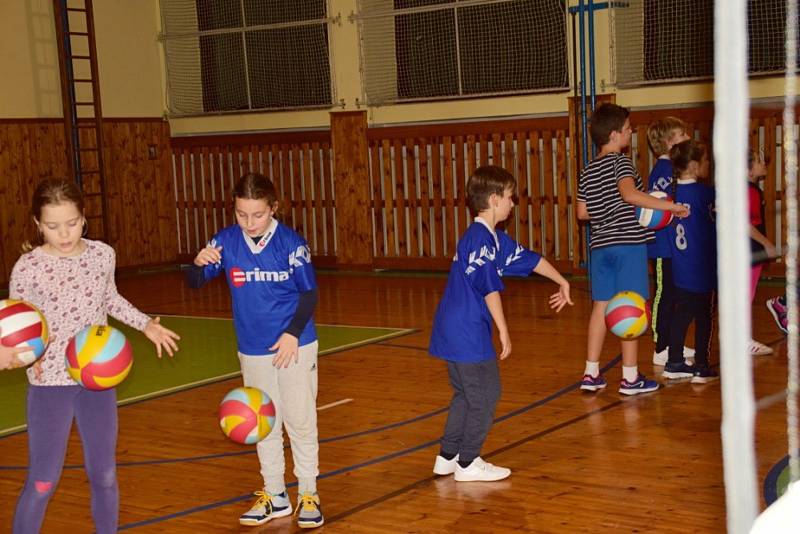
[{"xmin": 0, "ymin": 269, "xmax": 792, "ymax": 533}]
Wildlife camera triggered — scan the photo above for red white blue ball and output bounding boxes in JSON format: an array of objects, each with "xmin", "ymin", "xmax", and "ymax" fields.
[
  {"xmin": 0, "ymin": 299, "xmax": 49, "ymax": 365},
  {"xmin": 635, "ymin": 191, "xmax": 673, "ymax": 230}
]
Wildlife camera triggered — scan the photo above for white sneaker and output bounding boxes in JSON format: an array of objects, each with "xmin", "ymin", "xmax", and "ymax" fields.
[
  {"xmin": 653, "ymin": 346, "xmax": 696, "ymax": 366},
  {"xmin": 239, "ymin": 490, "xmax": 292, "ymax": 526},
  {"xmin": 749, "ymin": 339, "xmax": 774, "ymax": 356},
  {"xmin": 454, "ymin": 457, "xmax": 511, "ymax": 482},
  {"xmin": 433, "ymin": 454, "xmax": 459, "ymax": 475}
]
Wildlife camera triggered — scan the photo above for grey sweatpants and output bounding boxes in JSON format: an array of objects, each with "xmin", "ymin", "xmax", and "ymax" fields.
[
  {"xmin": 238, "ymin": 341, "xmax": 319, "ymax": 495},
  {"xmin": 440, "ymin": 358, "xmax": 501, "ymax": 464}
]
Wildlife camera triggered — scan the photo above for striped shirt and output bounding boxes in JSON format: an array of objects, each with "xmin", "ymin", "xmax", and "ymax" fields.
[{"xmin": 577, "ymin": 152, "xmax": 654, "ymax": 250}]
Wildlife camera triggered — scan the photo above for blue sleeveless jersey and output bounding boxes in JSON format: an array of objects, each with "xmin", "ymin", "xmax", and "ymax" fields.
[
  {"xmin": 429, "ymin": 219, "xmax": 542, "ymax": 363},
  {"xmin": 199, "ymin": 219, "xmax": 318, "ymax": 355},
  {"xmin": 668, "ymin": 182, "xmax": 717, "ymax": 292}
]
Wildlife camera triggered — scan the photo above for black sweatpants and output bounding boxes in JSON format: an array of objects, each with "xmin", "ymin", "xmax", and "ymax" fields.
[
  {"xmin": 652, "ymin": 258, "xmax": 676, "ymax": 353},
  {"xmin": 668, "ymin": 287, "xmax": 714, "ymax": 367}
]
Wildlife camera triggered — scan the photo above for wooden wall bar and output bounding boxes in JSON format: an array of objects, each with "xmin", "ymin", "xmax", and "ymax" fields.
[
  {"xmin": 365, "ymin": 116, "xmax": 580, "ymax": 272},
  {"xmin": 169, "ymin": 130, "xmax": 336, "ymax": 265},
  {"xmin": 0, "ymin": 118, "xmax": 176, "ymax": 287},
  {"xmin": 2, "ymin": 103, "xmax": 795, "ymax": 287}
]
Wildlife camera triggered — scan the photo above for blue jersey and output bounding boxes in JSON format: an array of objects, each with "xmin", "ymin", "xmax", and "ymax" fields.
[
  {"xmin": 668, "ymin": 181, "xmax": 716, "ymax": 292},
  {"xmin": 647, "ymin": 157, "xmax": 674, "ymax": 259},
  {"xmin": 429, "ymin": 218, "xmax": 542, "ymax": 363},
  {"xmin": 199, "ymin": 219, "xmax": 318, "ymax": 355}
]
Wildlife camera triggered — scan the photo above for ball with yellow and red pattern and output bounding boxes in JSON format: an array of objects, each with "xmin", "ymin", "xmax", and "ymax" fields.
[
  {"xmin": 219, "ymin": 386, "xmax": 276, "ymax": 444},
  {"xmin": 604, "ymin": 291, "xmax": 651, "ymax": 339},
  {"xmin": 65, "ymin": 325, "xmax": 133, "ymax": 390}
]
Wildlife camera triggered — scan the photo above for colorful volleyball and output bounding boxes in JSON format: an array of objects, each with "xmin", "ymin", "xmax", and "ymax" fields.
[
  {"xmin": 65, "ymin": 325, "xmax": 133, "ymax": 390},
  {"xmin": 605, "ymin": 291, "xmax": 651, "ymax": 339},
  {"xmin": 219, "ymin": 387, "xmax": 276, "ymax": 445},
  {"xmin": 0, "ymin": 299, "xmax": 49, "ymax": 365},
  {"xmin": 635, "ymin": 191, "xmax": 674, "ymax": 230}
]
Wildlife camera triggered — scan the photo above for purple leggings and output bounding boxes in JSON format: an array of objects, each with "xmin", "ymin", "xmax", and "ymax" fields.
[{"xmin": 13, "ymin": 385, "xmax": 118, "ymax": 534}]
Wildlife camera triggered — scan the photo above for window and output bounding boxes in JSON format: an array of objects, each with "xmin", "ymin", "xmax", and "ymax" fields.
[
  {"xmin": 358, "ymin": 0, "xmax": 568, "ymax": 105},
  {"xmin": 161, "ymin": 0, "xmax": 333, "ymax": 116}
]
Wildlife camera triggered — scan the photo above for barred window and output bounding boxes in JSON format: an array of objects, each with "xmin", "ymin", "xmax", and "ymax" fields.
[
  {"xmin": 160, "ymin": 0, "xmax": 333, "ymax": 116},
  {"xmin": 614, "ymin": 0, "xmax": 798, "ymax": 87},
  {"xmin": 357, "ymin": 0, "xmax": 568, "ymax": 105}
]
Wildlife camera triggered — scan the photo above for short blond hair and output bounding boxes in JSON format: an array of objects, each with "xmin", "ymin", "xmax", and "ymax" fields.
[{"xmin": 647, "ymin": 117, "xmax": 688, "ymax": 156}]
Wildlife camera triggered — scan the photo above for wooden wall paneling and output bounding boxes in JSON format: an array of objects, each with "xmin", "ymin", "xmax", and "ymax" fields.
[
  {"xmin": 175, "ymin": 148, "xmax": 190, "ymax": 256},
  {"xmin": 466, "ymin": 135, "xmax": 477, "ymax": 177},
  {"xmin": 211, "ymin": 146, "xmax": 226, "ymax": 230},
  {"xmin": 479, "ymin": 133, "xmax": 489, "ymax": 167},
  {"xmin": 311, "ymin": 142, "xmax": 326, "ymax": 257},
  {"xmin": 301, "ymin": 143, "xmax": 316, "ymax": 251},
  {"xmin": 455, "ymin": 135, "xmax": 468, "ymax": 234},
  {"xmin": 156, "ymin": 121, "xmax": 178, "ymax": 261},
  {"xmin": 418, "ymin": 137, "xmax": 432, "ymax": 257},
  {"xmin": 635, "ymin": 127, "xmax": 649, "ymax": 181},
  {"xmin": 321, "ymin": 142, "xmax": 335, "ymax": 256},
  {"xmin": 404, "ymin": 138, "xmax": 420, "ymax": 257},
  {"xmin": 279, "ymin": 144, "xmax": 293, "ymax": 228},
  {"xmin": 381, "ymin": 139, "xmax": 397, "ymax": 257},
  {"xmin": 393, "ymin": 138, "xmax": 408, "ymax": 256},
  {"xmin": 516, "ymin": 131, "xmax": 530, "ymax": 249},
  {"xmin": 442, "ymin": 136, "xmax": 455, "ymax": 257},
  {"xmin": 501, "ymin": 132, "xmax": 516, "ymax": 241},
  {"xmin": 556, "ymin": 130, "xmax": 569, "ymax": 262},
  {"xmin": 0, "ymin": 125, "xmax": 12, "ymax": 283},
  {"xmin": 429, "ymin": 136, "xmax": 443, "ymax": 258},
  {"xmin": 330, "ymin": 111, "xmax": 372, "ymax": 267},
  {"xmin": 291, "ymin": 144, "xmax": 305, "ymax": 237},
  {"xmin": 530, "ymin": 131, "xmax": 543, "ymax": 252},
  {"xmin": 268, "ymin": 144, "xmax": 282, "ymax": 203},
  {"xmin": 139, "ymin": 122, "xmax": 157, "ymax": 264},
  {"xmin": 493, "ymin": 133, "xmax": 503, "ymax": 169},
  {"xmin": 200, "ymin": 147, "xmax": 215, "ymax": 247},
  {"xmin": 369, "ymin": 141, "xmax": 385, "ymax": 258},
  {"xmin": 542, "ymin": 130, "xmax": 555, "ymax": 258}
]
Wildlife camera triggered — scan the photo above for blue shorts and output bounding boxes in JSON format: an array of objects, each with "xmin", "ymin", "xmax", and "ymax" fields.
[{"xmin": 590, "ymin": 244, "xmax": 649, "ymax": 301}]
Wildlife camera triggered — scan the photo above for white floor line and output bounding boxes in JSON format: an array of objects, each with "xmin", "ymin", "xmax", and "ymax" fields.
[{"xmin": 317, "ymin": 398, "xmax": 354, "ymax": 411}]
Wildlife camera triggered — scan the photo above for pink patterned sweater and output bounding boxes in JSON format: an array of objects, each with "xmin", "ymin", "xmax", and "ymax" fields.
[{"xmin": 9, "ymin": 239, "xmax": 150, "ymax": 386}]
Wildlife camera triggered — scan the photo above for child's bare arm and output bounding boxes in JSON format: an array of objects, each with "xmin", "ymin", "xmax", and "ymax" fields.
[
  {"xmin": 618, "ymin": 177, "xmax": 689, "ymax": 217},
  {"xmin": 484, "ymin": 291, "xmax": 511, "ymax": 360},
  {"xmin": 576, "ymin": 200, "xmax": 590, "ymax": 221},
  {"xmin": 750, "ymin": 226, "xmax": 777, "ymax": 257},
  {"xmin": 532, "ymin": 258, "xmax": 573, "ymax": 312}
]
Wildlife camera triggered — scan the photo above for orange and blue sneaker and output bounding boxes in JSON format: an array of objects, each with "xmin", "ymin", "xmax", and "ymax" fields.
[
  {"xmin": 580, "ymin": 374, "xmax": 607, "ymax": 392},
  {"xmin": 295, "ymin": 492, "xmax": 324, "ymax": 529},
  {"xmin": 239, "ymin": 490, "xmax": 292, "ymax": 526},
  {"xmin": 618, "ymin": 374, "xmax": 659, "ymax": 395}
]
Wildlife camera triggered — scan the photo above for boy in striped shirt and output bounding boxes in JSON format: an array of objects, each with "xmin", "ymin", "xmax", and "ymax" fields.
[{"xmin": 576, "ymin": 104, "xmax": 688, "ymax": 395}]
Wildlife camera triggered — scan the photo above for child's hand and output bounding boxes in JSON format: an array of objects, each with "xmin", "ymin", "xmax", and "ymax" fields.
[
  {"xmin": 498, "ymin": 329, "xmax": 511, "ymax": 360},
  {"xmin": 549, "ymin": 281, "xmax": 573, "ymax": 313},
  {"xmin": 671, "ymin": 203, "xmax": 690, "ymax": 218},
  {"xmin": 194, "ymin": 245, "xmax": 222, "ymax": 266},
  {"xmin": 0, "ymin": 345, "xmax": 28, "ymax": 370},
  {"xmin": 270, "ymin": 333, "xmax": 299, "ymax": 368},
  {"xmin": 766, "ymin": 243, "xmax": 778, "ymax": 258},
  {"xmin": 144, "ymin": 317, "xmax": 180, "ymax": 358}
]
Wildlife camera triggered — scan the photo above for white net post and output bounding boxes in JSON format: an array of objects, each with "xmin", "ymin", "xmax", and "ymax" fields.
[
  {"xmin": 715, "ymin": 0, "xmax": 759, "ymax": 532},
  {"xmin": 784, "ymin": 0, "xmax": 800, "ymax": 486}
]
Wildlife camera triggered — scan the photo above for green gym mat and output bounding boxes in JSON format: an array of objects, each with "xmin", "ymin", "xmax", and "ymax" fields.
[{"xmin": 0, "ymin": 315, "xmax": 414, "ymax": 437}]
